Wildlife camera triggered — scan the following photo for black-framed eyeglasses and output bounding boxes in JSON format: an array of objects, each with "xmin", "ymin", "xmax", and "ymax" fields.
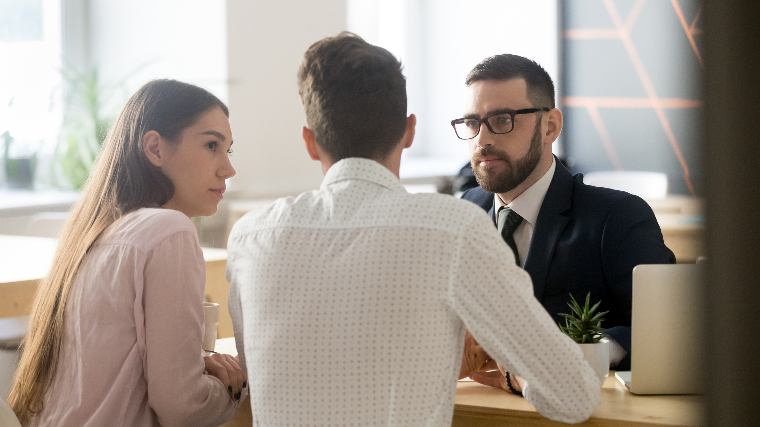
[{"xmin": 450, "ymin": 107, "xmax": 551, "ymax": 140}]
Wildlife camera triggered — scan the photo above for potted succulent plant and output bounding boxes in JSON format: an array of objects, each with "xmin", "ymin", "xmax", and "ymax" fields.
[{"xmin": 558, "ymin": 292, "xmax": 609, "ymax": 382}]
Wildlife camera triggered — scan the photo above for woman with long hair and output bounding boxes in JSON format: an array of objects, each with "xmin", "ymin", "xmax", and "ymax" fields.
[{"xmin": 8, "ymin": 79, "xmax": 246, "ymax": 426}]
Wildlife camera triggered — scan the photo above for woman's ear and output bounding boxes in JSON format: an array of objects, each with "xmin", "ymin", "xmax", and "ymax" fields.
[{"xmin": 142, "ymin": 130, "xmax": 165, "ymax": 167}]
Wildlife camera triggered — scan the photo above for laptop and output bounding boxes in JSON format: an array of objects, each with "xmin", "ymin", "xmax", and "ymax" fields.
[{"xmin": 615, "ymin": 264, "xmax": 705, "ymax": 395}]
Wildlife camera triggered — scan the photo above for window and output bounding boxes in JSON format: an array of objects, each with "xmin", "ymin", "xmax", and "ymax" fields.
[
  {"xmin": 347, "ymin": 0, "xmax": 560, "ymax": 179},
  {"xmin": 0, "ymin": 0, "xmax": 63, "ymax": 186},
  {"xmin": 0, "ymin": 0, "xmax": 227, "ymax": 192}
]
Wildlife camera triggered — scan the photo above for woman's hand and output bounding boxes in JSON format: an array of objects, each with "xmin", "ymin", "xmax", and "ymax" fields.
[{"xmin": 204, "ymin": 353, "xmax": 247, "ymax": 401}]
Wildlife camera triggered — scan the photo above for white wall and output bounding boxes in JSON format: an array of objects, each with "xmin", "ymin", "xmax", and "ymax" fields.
[
  {"xmin": 84, "ymin": 0, "xmax": 347, "ymax": 200},
  {"xmin": 85, "ymin": 0, "xmax": 558, "ymax": 198},
  {"xmin": 347, "ymin": 0, "xmax": 560, "ymax": 178},
  {"xmin": 420, "ymin": 0, "xmax": 560, "ymax": 160},
  {"xmin": 225, "ymin": 0, "xmax": 347, "ymax": 198},
  {"xmin": 88, "ymin": 0, "xmax": 228, "ymax": 109}
]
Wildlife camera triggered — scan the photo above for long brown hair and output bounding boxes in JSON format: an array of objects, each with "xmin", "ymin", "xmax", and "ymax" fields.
[{"xmin": 8, "ymin": 79, "xmax": 228, "ymax": 424}]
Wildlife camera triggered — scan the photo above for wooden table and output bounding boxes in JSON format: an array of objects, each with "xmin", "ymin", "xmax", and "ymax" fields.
[
  {"xmin": 647, "ymin": 196, "xmax": 704, "ymax": 264},
  {"xmin": 213, "ymin": 338, "xmax": 702, "ymax": 427},
  {"xmin": 453, "ymin": 377, "xmax": 702, "ymax": 426},
  {"xmin": 656, "ymin": 213, "xmax": 704, "ymax": 264},
  {"xmin": 0, "ymin": 235, "xmax": 235, "ymax": 338}
]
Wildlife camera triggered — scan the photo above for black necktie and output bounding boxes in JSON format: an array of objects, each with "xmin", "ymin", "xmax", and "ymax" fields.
[{"xmin": 497, "ymin": 207, "xmax": 523, "ymax": 264}]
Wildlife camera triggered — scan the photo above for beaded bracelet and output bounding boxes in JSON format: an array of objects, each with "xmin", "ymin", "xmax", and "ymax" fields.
[{"xmin": 505, "ymin": 371, "xmax": 523, "ymax": 397}]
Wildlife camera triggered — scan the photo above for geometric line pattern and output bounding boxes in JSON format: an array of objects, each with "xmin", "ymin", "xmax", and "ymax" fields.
[{"xmin": 562, "ymin": 0, "xmax": 703, "ymax": 195}]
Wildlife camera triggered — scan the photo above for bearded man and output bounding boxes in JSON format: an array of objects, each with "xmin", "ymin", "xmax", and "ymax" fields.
[{"xmin": 455, "ymin": 54, "xmax": 675, "ymax": 376}]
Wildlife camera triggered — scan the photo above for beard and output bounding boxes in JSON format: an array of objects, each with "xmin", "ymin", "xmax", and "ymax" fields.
[{"xmin": 471, "ymin": 119, "xmax": 543, "ymax": 194}]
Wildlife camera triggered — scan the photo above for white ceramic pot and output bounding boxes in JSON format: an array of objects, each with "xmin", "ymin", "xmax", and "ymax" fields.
[{"xmin": 579, "ymin": 342, "xmax": 609, "ymax": 383}]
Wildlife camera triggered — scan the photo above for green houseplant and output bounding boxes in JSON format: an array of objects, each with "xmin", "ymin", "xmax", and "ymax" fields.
[
  {"xmin": 55, "ymin": 69, "xmax": 116, "ymax": 190},
  {"xmin": 559, "ymin": 292, "xmax": 608, "ymax": 344},
  {"xmin": 559, "ymin": 292, "xmax": 610, "ymax": 382}
]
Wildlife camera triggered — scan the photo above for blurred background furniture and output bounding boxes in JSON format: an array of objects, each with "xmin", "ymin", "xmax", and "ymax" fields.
[
  {"xmin": 583, "ymin": 171, "xmax": 669, "ymax": 200},
  {"xmin": 0, "ymin": 395, "xmax": 22, "ymax": 427},
  {"xmin": 0, "ymin": 317, "xmax": 26, "ymax": 399}
]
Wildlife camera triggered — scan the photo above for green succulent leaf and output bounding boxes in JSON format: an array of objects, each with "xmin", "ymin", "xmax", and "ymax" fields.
[{"xmin": 557, "ymin": 292, "xmax": 607, "ymax": 344}]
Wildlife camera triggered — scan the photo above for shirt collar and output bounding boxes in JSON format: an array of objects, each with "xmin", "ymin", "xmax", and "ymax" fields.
[
  {"xmin": 321, "ymin": 157, "xmax": 406, "ymax": 192},
  {"xmin": 494, "ymin": 157, "xmax": 556, "ymax": 225}
]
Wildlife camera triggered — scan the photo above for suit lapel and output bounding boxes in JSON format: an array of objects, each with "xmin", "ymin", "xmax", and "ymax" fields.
[{"xmin": 524, "ymin": 159, "xmax": 574, "ymax": 300}]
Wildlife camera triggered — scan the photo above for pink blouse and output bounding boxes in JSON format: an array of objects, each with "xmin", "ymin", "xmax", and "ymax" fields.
[{"xmin": 30, "ymin": 208, "xmax": 237, "ymax": 427}]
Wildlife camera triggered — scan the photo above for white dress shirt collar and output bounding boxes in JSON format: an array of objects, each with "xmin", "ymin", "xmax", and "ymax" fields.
[
  {"xmin": 495, "ymin": 157, "xmax": 556, "ymax": 226},
  {"xmin": 321, "ymin": 157, "xmax": 406, "ymax": 193}
]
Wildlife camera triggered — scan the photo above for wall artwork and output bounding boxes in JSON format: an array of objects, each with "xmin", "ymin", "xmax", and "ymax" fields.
[{"xmin": 562, "ymin": 0, "xmax": 702, "ymax": 195}]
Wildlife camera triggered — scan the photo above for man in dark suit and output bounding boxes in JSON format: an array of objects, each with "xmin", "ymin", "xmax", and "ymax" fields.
[{"xmin": 454, "ymin": 54, "xmax": 675, "ymax": 378}]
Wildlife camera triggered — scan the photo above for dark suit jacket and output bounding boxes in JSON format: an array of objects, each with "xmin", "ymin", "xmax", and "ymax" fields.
[{"xmin": 461, "ymin": 159, "xmax": 675, "ymax": 369}]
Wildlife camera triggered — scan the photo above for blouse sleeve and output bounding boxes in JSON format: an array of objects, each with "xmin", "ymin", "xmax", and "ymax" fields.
[{"xmin": 142, "ymin": 228, "xmax": 237, "ymax": 427}]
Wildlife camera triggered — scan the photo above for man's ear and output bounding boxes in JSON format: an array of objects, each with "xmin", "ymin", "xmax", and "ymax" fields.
[
  {"xmin": 302, "ymin": 126, "xmax": 320, "ymax": 161},
  {"xmin": 142, "ymin": 130, "xmax": 165, "ymax": 167},
  {"xmin": 401, "ymin": 114, "xmax": 416, "ymax": 149},
  {"xmin": 543, "ymin": 108, "xmax": 563, "ymax": 145}
]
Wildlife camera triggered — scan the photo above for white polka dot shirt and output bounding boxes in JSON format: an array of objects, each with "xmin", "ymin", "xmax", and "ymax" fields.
[{"xmin": 226, "ymin": 158, "xmax": 600, "ymax": 426}]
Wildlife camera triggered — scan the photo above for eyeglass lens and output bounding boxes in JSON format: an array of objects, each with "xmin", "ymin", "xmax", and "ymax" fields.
[{"xmin": 454, "ymin": 112, "xmax": 514, "ymax": 139}]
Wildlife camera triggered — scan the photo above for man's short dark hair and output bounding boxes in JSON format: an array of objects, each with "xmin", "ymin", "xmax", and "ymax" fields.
[
  {"xmin": 466, "ymin": 54, "xmax": 556, "ymax": 108},
  {"xmin": 297, "ymin": 32, "xmax": 407, "ymax": 161}
]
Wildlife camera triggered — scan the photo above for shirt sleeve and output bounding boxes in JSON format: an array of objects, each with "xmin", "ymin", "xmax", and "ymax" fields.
[
  {"xmin": 225, "ymin": 236, "xmax": 248, "ymax": 372},
  {"xmin": 448, "ymin": 212, "xmax": 601, "ymax": 424},
  {"xmin": 143, "ymin": 229, "xmax": 237, "ymax": 427}
]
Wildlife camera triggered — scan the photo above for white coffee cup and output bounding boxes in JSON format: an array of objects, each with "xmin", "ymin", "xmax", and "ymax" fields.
[{"xmin": 202, "ymin": 302, "xmax": 220, "ymax": 352}]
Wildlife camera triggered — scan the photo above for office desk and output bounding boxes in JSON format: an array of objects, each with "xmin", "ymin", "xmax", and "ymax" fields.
[
  {"xmin": 647, "ymin": 196, "xmax": 704, "ymax": 263},
  {"xmin": 0, "ymin": 235, "xmax": 235, "ymax": 338},
  {"xmin": 656, "ymin": 213, "xmax": 704, "ymax": 264},
  {"xmin": 214, "ymin": 338, "xmax": 702, "ymax": 427},
  {"xmin": 453, "ymin": 378, "xmax": 702, "ymax": 426}
]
